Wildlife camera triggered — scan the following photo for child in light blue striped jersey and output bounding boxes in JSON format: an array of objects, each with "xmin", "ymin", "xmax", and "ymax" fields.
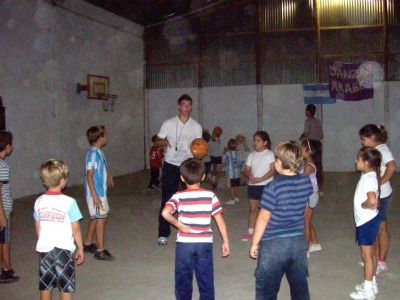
[{"xmin": 220, "ymin": 138, "xmax": 244, "ymax": 205}]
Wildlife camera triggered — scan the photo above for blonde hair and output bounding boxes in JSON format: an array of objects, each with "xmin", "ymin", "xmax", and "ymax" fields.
[
  {"xmin": 235, "ymin": 134, "xmax": 250, "ymax": 152},
  {"xmin": 275, "ymin": 141, "xmax": 303, "ymax": 172},
  {"xmin": 40, "ymin": 159, "xmax": 69, "ymax": 189}
]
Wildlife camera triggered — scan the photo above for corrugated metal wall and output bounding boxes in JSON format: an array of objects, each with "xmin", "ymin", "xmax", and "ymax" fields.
[{"xmin": 145, "ymin": 0, "xmax": 400, "ymax": 88}]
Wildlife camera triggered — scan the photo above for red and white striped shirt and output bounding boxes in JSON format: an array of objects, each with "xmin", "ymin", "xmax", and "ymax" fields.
[{"xmin": 166, "ymin": 188, "xmax": 223, "ymax": 243}]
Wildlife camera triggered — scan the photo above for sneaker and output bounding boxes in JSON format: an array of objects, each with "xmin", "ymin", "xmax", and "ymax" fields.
[
  {"xmin": 242, "ymin": 232, "xmax": 253, "ymax": 241},
  {"xmin": 350, "ymin": 286, "xmax": 376, "ymax": 300},
  {"xmin": 226, "ymin": 199, "xmax": 236, "ymax": 205},
  {"xmin": 234, "ymin": 197, "xmax": 239, "ymax": 203},
  {"xmin": 309, "ymin": 243, "xmax": 322, "ymax": 253},
  {"xmin": 0, "ymin": 268, "xmax": 20, "ymax": 284},
  {"xmin": 158, "ymin": 237, "xmax": 167, "ymax": 245},
  {"xmin": 83, "ymin": 243, "xmax": 97, "ymax": 253},
  {"xmin": 152, "ymin": 185, "xmax": 160, "ymax": 191},
  {"xmin": 94, "ymin": 250, "xmax": 115, "ymax": 261},
  {"xmin": 355, "ymin": 282, "xmax": 378, "ymax": 295},
  {"xmin": 376, "ymin": 262, "xmax": 387, "ymax": 275}
]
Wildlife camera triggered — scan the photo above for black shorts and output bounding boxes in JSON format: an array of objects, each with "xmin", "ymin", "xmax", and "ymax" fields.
[
  {"xmin": 230, "ymin": 178, "xmax": 241, "ymax": 187},
  {"xmin": 247, "ymin": 185, "xmax": 265, "ymax": 200},
  {"xmin": 210, "ymin": 156, "xmax": 222, "ymax": 165},
  {"xmin": 39, "ymin": 247, "xmax": 76, "ymax": 293}
]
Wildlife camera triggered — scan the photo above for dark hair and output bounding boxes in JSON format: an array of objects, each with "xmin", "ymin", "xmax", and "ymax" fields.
[
  {"xmin": 0, "ymin": 131, "xmax": 13, "ymax": 152},
  {"xmin": 202, "ymin": 130, "xmax": 211, "ymax": 142},
  {"xmin": 306, "ymin": 104, "xmax": 316, "ymax": 116},
  {"xmin": 151, "ymin": 135, "xmax": 158, "ymax": 143},
  {"xmin": 178, "ymin": 94, "xmax": 193, "ymax": 105},
  {"xmin": 227, "ymin": 138, "xmax": 238, "ymax": 151},
  {"xmin": 359, "ymin": 124, "xmax": 388, "ymax": 143},
  {"xmin": 180, "ymin": 158, "xmax": 205, "ymax": 185},
  {"xmin": 358, "ymin": 146, "xmax": 382, "ymax": 202},
  {"xmin": 86, "ymin": 126, "xmax": 105, "ymax": 145},
  {"xmin": 253, "ymin": 130, "xmax": 272, "ymax": 150},
  {"xmin": 301, "ymin": 139, "xmax": 323, "ymax": 186}
]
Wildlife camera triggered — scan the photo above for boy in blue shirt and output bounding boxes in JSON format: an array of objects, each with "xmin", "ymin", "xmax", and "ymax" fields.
[
  {"xmin": 83, "ymin": 126, "xmax": 115, "ymax": 261},
  {"xmin": 250, "ymin": 141, "xmax": 313, "ymax": 300}
]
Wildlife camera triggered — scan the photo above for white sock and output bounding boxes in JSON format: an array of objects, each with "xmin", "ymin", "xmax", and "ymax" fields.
[
  {"xmin": 372, "ymin": 276, "xmax": 376, "ymax": 284},
  {"xmin": 364, "ymin": 280, "xmax": 373, "ymax": 290},
  {"xmin": 248, "ymin": 228, "xmax": 254, "ymax": 234}
]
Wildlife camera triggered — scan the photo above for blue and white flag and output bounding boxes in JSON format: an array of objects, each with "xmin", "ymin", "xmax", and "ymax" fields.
[{"xmin": 303, "ymin": 84, "xmax": 336, "ymax": 104}]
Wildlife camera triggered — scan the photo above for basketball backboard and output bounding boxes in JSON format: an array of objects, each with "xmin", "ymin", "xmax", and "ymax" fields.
[{"xmin": 87, "ymin": 74, "xmax": 109, "ymax": 100}]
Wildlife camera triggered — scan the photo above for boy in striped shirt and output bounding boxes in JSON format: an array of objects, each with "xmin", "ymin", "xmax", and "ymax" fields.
[
  {"xmin": 162, "ymin": 158, "xmax": 229, "ymax": 300},
  {"xmin": 0, "ymin": 131, "xmax": 19, "ymax": 283},
  {"xmin": 250, "ymin": 141, "xmax": 313, "ymax": 300}
]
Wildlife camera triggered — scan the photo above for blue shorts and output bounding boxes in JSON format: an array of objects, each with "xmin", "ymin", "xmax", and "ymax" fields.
[
  {"xmin": 378, "ymin": 193, "xmax": 393, "ymax": 221},
  {"xmin": 0, "ymin": 212, "xmax": 11, "ymax": 244},
  {"xmin": 247, "ymin": 185, "xmax": 265, "ymax": 200},
  {"xmin": 356, "ymin": 214, "xmax": 381, "ymax": 246}
]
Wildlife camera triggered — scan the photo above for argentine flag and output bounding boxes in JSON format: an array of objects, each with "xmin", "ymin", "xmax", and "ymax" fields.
[{"xmin": 303, "ymin": 84, "xmax": 336, "ymax": 104}]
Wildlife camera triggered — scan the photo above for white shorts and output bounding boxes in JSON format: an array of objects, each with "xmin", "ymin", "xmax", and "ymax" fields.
[
  {"xmin": 86, "ymin": 196, "xmax": 109, "ymax": 219},
  {"xmin": 308, "ymin": 192, "xmax": 319, "ymax": 209}
]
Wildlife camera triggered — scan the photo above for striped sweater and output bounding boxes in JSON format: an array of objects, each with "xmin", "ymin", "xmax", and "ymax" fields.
[
  {"xmin": 260, "ymin": 174, "xmax": 313, "ymax": 240},
  {"xmin": 166, "ymin": 188, "xmax": 223, "ymax": 243}
]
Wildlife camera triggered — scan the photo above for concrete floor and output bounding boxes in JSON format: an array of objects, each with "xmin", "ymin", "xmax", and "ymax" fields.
[{"xmin": 2, "ymin": 171, "xmax": 400, "ymax": 299}]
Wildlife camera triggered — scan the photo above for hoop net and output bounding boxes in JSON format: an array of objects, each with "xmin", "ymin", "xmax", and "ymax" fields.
[{"xmin": 97, "ymin": 94, "xmax": 118, "ymax": 112}]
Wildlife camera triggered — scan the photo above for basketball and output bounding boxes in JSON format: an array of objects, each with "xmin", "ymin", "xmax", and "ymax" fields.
[
  {"xmin": 213, "ymin": 126, "xmax": 223, "ymax": 137},
  {"xmin": 190, "ymin": 138, "xmax": 209, "ymax": 158}
]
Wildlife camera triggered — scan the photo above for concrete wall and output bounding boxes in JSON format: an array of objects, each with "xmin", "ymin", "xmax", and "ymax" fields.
[
  {"xmin": 147, "ymin": 82, "xmax": 400, "ymax": 172},
  {"xmin": 1, "ymin": 0, "xmax": 144, "ymax": 198}
]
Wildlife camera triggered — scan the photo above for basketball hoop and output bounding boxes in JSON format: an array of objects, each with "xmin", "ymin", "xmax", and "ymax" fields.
[
  {"xmin": 97, "ymin": 93, "xmax": 118, "ymax": 112},
  {"xmin": 76, "ymin": 75, "xmax": 118, "ymax": 111}
]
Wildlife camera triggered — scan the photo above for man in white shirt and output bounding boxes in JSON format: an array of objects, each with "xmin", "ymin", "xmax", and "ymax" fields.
[{"xmin": 155, "ymin": 94, "xmax": 202, "ymax": 245}]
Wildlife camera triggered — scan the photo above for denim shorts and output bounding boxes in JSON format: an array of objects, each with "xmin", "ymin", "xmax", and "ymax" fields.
[
  {"xmin": 356, "ymin": 214, "xmax": 381, "ymax": 246},
  {"xmin": 247, "ymin": 185, "xmax": 265, "ymax": 200},
  {"xmin": 378, "ymin": 193, "xmax": 393, "ymax": 221}
]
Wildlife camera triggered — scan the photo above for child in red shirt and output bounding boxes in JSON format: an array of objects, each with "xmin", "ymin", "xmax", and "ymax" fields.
[{"xmin": 148, "ymin": 135, "xmax": 164, "ymax": 191}]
